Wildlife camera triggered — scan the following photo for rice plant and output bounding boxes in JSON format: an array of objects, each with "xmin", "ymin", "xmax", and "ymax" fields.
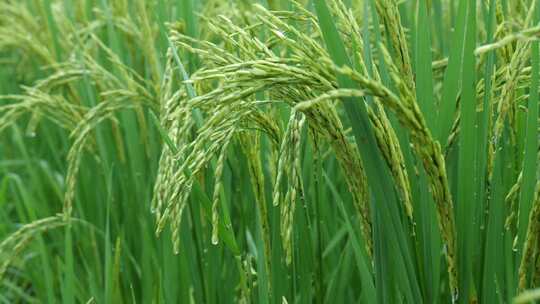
[{"xmin": 1, "ymin": 0, "xmax": 539, "ymax": 303}]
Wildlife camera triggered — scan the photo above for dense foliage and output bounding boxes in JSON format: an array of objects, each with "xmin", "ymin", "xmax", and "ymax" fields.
[{"xmin": 1, "ymin": 0, "xmax": 539, "ymax": 303}]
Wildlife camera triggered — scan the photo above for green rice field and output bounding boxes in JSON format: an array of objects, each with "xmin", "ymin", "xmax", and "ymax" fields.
[{"xmin": 0, "ymin": 0, "xmax": 539, "ymax": 303}]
